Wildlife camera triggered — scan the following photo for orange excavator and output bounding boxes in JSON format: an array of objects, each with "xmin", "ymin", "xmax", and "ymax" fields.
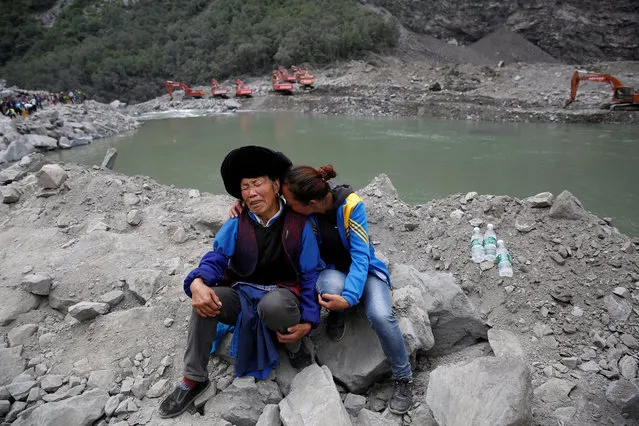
[
  {"xmin": 564, "ymin": 71, "xmax": 639, "ymax": 111},
  {"xmin": 272, "ymin": 70, "xmax": 294, "ymax": 95},
  {"xmin": 277, "ymin": 66, "xmax": 298, "ymax": 84},
  {"xmin": 165, "ymin": 81, "xmax": 205, "ymax": 100},
  {"xmin": 235, "ymin": 79, "xmax": 253, "ymax": 98},
  {"xmin": 291, "ymin": 65, "xmax": 315, "ymax": 90},
  {"xmin": 211, "ymin": 79, "xmax": 230, "ymax": 99}
]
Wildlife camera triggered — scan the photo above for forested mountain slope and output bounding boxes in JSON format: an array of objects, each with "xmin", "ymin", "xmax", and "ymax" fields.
[{"xmin": 1, "ymin": 0, "xmax": 636, "ymax": 103}]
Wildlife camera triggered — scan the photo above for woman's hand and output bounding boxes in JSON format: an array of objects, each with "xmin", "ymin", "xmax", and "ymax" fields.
[
  {"xmin": 277, "ymin": 322, "xmax": 312, "ymax": 344},
  {"xmin": 318, "ymin": 293, "xmax": 351, "ymax": 311},
  {"xmin": 228, "ymin": 200, "xmax": 243, "ymax": 218}
]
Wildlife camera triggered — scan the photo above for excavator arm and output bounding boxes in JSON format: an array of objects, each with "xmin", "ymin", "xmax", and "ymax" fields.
[{"xmin": 565, "ymin": 71, "xmax": 631, "ymax": 108}]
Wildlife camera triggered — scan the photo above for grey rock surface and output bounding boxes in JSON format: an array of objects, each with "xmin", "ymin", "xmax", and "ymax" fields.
[
  {"xmin": 279, "ymin": 364, "xmax": 351, "ymax": 426},
  {"xmin": 391, "ymin": 264, "xmax": 488, "ymax": 355},
  {"xmin": 427, "ymin": 356, "xmax": 532, "ymax": 426},
  {"xmin": 13, "ymin": 388, "xmax": 109, "ymax": 426}
]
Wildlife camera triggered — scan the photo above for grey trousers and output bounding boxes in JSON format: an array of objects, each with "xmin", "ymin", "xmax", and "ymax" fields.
[{"xmin": 183, "ymin": 286, "xmax": 302, "ymax": 381}]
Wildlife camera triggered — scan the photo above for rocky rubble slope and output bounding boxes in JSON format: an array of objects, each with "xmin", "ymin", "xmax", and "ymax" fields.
[
  {"xmin": 0, "ymin": 158, "xmax": 637, "ymax": 425},
  {"xmin": 361, "ymin": 0, "xmax": 639, "ymax": 63},
  {"xmin": 0, "ymin": 99, "xmax": 139, "ymax": 166}
]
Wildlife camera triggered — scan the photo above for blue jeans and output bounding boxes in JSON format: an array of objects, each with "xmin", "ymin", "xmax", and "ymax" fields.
[{"xmin": 316, "ymin": 269, "xmax": 412, "ymax": 380}]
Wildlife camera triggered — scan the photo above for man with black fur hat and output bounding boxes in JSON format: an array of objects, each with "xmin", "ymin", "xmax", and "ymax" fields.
[{"xmin": 159, "ymin": 146, "xmax": 323, "ymax": 419}]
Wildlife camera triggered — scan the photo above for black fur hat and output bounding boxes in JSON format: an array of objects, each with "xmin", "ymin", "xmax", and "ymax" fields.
[{"xmin": 220, "ymin": 145, "xmax": 292, "ymax": 199}]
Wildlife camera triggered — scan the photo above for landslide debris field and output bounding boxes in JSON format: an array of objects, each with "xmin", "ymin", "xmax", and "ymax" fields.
[{"xmin": 0, "ymin": 161, "xmax": 638, "ymax": 425}]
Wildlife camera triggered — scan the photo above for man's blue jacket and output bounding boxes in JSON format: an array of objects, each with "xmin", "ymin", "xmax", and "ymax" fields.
[{"xmin": 184, "ymin": 208, "xmax": 323, "ymax": 327}]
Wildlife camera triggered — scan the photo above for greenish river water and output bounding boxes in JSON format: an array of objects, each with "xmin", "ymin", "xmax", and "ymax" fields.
[{"xmin": 47, "ymin": 111, "xmax": 639, "ymax": 236}]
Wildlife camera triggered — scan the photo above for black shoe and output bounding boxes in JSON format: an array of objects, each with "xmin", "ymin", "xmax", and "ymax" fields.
[
  {"xmin": 287, "ymin": 344, "xmax": 314, "ymax": 370},
  {"xmin": 326, "ymin": 310, "xmax": 346, "ymax": 342},
  {"xmin": 158, "ymin": 379, "xmax": 210, "ymax": 419},
  {"xmin": 388, "ymin": 378, "xmax": 413, "ymax": 415}
]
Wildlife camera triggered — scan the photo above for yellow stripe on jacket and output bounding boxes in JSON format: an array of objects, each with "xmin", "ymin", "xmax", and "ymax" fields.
[{"xmin": 343, "ymin": 193, "xmax": 369, "ymax": 246}]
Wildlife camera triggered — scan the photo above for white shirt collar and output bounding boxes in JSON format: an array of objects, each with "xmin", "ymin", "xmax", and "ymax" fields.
[{"xmin": 248, "ymin": 198, "xmax": 285, "ymax": 227}]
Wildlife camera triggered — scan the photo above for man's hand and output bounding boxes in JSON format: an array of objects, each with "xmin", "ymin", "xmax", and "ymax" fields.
[
  {"xmin": 190, "ymin": 278, "xmax": 222, "ymax": 318},
  {"xmin": 228, "ymin": 200, "xmax": 243, "ymax": 218},
  {"xmin": 318, "ymin": 293, "xmax": 350, "ymax": 311},
  {"xmin": 277, "ymin": 322, "xmax": 312, "ymax": 344}
]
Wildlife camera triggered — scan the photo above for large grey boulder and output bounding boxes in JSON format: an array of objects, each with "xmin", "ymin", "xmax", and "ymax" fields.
[
  {"xmin": 313, "ymin": 283, "xmax": 434, "ymax": 393},
  {"xmin": 0, "ymin": 288, "xmax": 40, "ymax": 325},
  {"xmin": 392, "ymin": 285, "xmax": 435, "ymax": 354},
  {"xmin": 606, "ymin": 379, "xmax": 639, "ymax": 419},
  {"xmin": 548, "ymin": 190, "xmax": 587, "ymax": 220},
  {"xmin": 0, "ymin": 346, "xmax": 26, "ymax": 386},
  {"xmin": 1, "ymin": 186, "xmax": 20, "ymax": 203},
  {"xmin": 13, "ymin": 388, "xmax": 109, "ymax": 426},
  {"xmin": 205, "ymin": 377, "xmax": 266, "ymax": 426},
  {"xmin": 279, "ymin": 364, "xmax": 352, "ymax": 426},
  {"xmin": 426, "ymin": 356, "xmax": 532, "ymax": 426},
  {"xmin": 8, "ymin": 324, "xmax": 38, "ymax": 347},
  {"xmin": 391, "ymin": 264, "xmax": 488, "ymax": 355},
  {"xmin": 0, "ymin": 138, "xmax": 35, "ymax": 163},
  {"xmin": 36, "ymin": 164, "xmax": 67, "ymax": 189},
  {"xmin": 68, "ymin": 301, "xmax": 110, "ymax": 321},
  {"xmin": 24, "ymin": 134, "xmax": 57, "ymax": 150},
  {"xmin": 488, "ymin": 329, "xmax": 525, "ymax": 359},
  {"xmin": 313, "ymin": 307, "xmax": 392, "ymax": 393},
  {"xmin": 22, "ymin": 274, "xmax": 53, "ymax": 296},
  {"xmin": 126, "ymin": 269, "xmax": 162, "ymax": 304},
  {"xmin": 101, "ymin": 148, "xmax": 117, "ymax": 170}
]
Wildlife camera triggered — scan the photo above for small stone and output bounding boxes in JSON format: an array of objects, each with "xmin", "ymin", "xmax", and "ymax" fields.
[
  {"xmin": 188, "ymin": 189, "xmax": 200, "ymax": 198},
  {"xmin": 571, "ymin": 306, "xmax": 584, "ymax": 317},
  {"xmin": 36, "ymin": 164, "xmax": 67, "ymax": 189},
  {"xmin": 563, "ymin": 324, "xmax": 577, "ymax": 334},
  {"xmin": 515, "ymin": 219, "xmax": 536, "ymax": 233},
  {"xmin": 549, "ymin": 252, "xmax": 566, "ymax": 266},
  {"xmin": 525, "ymin": 192, "xmax": 554, "ymax": 207},
  {"xmin": 620, "ymin": 334, "xmax": 638, "ymax": 349},
  {"xmin": 1, "ymin": 187, "xmax": 21, "ymax": 204},
  {"xmin": 480, "ymin": 261, "xmax": 494, "ymax": 271},
  {"xmin": 579, "ymin": 361, "xmax": 601, "ymax": 373},
  {"xmin": 505, "ymin": 285, "xmax": 515, "ymax": 293},
  {"xmin": 127, "ymin": 210, "xmax": 143, "ymax": 226},
  {"xmin": 561, "ymin": 357, "xmax": 578, "ymax": 369},
  {"xmin": 468, "ymin": 218, "xmax": 483, "ymax": 227},
  {"xmin": 163, "ymin": 318, "xmax": 174, "ymax": 327}
]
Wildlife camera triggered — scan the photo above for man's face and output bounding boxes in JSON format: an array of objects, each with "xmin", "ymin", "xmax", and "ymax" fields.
[{"xmin": 240, "ymin": 175, "xmax": 280, "ymax": 217}]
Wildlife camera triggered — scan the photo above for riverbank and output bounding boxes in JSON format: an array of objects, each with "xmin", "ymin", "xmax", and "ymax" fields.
[
  {"xmin": 131, "ymin": 60, "xmax": 639, "ymax": 125},
  {"xmin": 0, "ymin": 159, "xmax": 637, "ymax": 424},
  {"xmin": 0, "ymin": 99, "xmax": 139, "ymax": 167}
]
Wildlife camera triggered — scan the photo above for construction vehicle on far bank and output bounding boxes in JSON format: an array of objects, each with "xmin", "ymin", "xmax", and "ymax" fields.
[
  {"xmin": 165, "ymin": 81, "xmax": 205, "ymax": 100},
  {"xmin": 564, "ymin": 70, "xmax": 639, "ymax": 111},
  {"xmin": 211, "ymin": 79, "xmax": 230, "ymax": 99},
  {"xmin": 272, "ymin": 70, "xmax": 294, "ymax": 95},
  {"xmin": 277, "ymin": 67, "xmax": 298, "ymax": 84},
  {"xmin": 235, "ymin": 79, "xmax": 253, "ymax": 98},
  {"xmin": 291, "ymin": 65, "xmax": 315, "ymax": 90}
]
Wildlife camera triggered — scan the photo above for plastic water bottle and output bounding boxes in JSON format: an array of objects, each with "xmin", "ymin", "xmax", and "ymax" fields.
[
  {"xmin": 470, "ymin": 227, "xmax": 485, "ymax": 263},
  {"xmin": 497, "ymin": 240, "xmax": 513, "ymax": 277},
  {"xmin": 483, "ymin": 224, "xmax": 497, "ymax": 262}
]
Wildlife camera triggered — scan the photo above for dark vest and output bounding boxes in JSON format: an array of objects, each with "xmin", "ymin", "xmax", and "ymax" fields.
[{"xmin": 221, "ymin": 206, "xmax": 307, "ymax": 296}]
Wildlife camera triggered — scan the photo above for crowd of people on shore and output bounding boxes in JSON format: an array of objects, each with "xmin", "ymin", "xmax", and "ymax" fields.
[{"xmin": 1, "ymin": 89, "xmax": 85, "ymax": 119}]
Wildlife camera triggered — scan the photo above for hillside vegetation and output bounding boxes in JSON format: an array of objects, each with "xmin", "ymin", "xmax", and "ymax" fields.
[{"xmin": 0, "ymin": 0, "xmax": 398, "ymax": 103}]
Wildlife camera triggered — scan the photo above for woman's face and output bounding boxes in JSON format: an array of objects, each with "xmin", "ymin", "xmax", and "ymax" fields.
[
  {"xmin": 282, "ymin": 184, "xmax": 315, "ymax": 216},
  {"xmin": 240, "ymin": 176, "xmax": 280, "ymax": 218}
]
